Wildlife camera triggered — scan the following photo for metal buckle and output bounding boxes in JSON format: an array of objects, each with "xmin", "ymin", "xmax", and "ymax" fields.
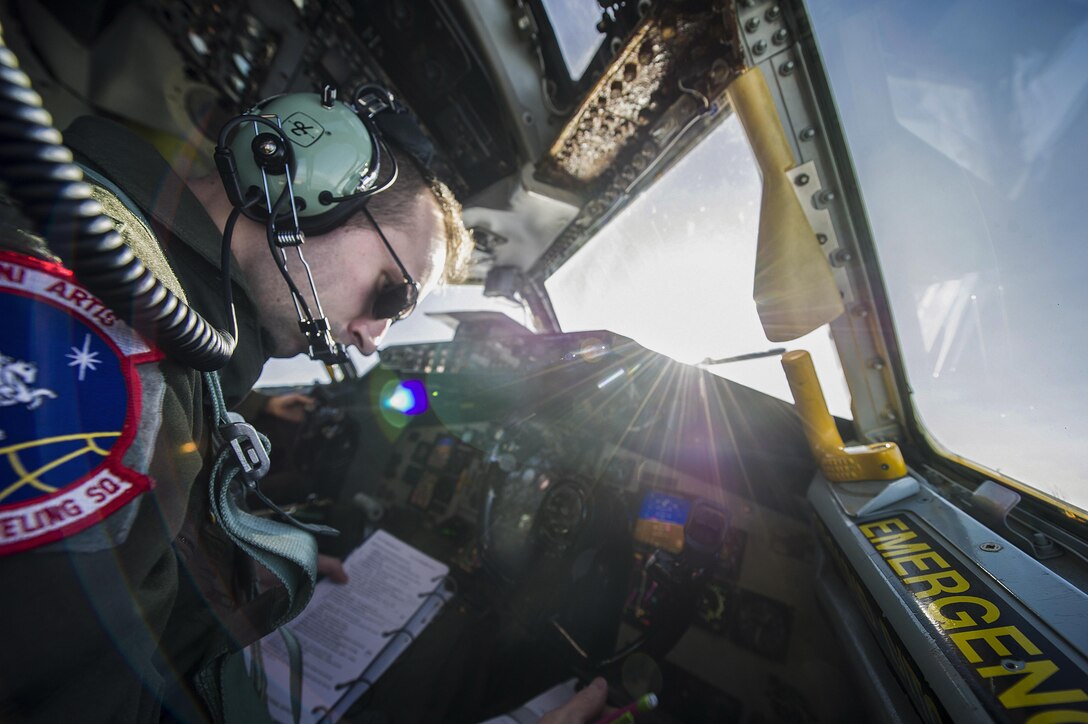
[{"xmin": 219, "ymin": 412, "xmax": 270, "ymax": 485}]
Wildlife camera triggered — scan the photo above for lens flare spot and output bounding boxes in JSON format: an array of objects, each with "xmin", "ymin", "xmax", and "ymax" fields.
[{"xmin": 381, "ymin": 379, "xmax": 429, "ymax": 416}]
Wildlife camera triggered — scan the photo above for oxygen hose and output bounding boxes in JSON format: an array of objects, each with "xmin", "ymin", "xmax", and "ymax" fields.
[{"xmin": 0, "ymin": 26, "xmax": 235, "ymax": 370}]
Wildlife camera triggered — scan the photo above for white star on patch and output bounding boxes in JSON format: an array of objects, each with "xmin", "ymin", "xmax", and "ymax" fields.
[{"xmin": 66, "ymin": 333, "xmax": 102, "ymax": 381}]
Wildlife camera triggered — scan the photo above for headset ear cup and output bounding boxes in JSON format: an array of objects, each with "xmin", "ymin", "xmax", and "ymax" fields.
[{"xmin": 221, "ymin": 92, "xmax": 380, "ymax": 233}]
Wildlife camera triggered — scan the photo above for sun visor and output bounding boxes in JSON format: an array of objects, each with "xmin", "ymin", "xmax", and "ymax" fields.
[{"xmin": 727, "ymin": 68, "xmax": 843, "ymax": 342}]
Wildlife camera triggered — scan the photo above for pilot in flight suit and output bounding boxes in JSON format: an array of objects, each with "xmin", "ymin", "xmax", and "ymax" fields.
[
  {"xmin": 0, "ymin": 85, "xmax": 614, "ymax": 723},
  {"xmin": 0, "ymin": 114, "xmax": 279, "ymax": 722}
]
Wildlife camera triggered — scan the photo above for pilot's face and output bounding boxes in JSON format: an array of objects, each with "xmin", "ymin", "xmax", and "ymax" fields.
[{"xmin": 252, "ymin": 192, "xmax": 445, "ymax": 359}]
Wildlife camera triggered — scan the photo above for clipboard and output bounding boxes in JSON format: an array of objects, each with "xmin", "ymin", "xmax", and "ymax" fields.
[{"xmin": 253, "ymin": 530, "xmax": 454, "ymax": 723}]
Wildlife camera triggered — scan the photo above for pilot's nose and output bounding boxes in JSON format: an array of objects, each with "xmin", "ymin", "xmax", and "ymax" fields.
[{"xmin": 348, "ymin": 317, "xmax": 393, "ymax": 356}]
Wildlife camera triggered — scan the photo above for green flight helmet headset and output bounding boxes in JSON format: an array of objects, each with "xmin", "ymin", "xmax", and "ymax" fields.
[{"xmin": 213, "ymin": 84, "xmax": 419, "ymax": 363}]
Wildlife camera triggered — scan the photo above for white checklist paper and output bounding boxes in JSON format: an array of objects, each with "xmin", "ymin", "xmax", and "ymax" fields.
[{"xmin": 256, "ymin": 530, "xmax": 451, "ymax": 723}]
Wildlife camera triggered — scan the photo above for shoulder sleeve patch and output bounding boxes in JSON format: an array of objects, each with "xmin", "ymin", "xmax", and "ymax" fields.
[{"xmin": 0, "ymin": 251, "xmax": 164, "ymax": 554}]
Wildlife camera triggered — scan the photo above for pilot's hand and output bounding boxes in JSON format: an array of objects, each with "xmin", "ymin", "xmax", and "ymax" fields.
[
  {"xmin": 264, "ymin": 392, "xmax": 316, "ymax": 423},
  {"xmin": 539, "ymin": 678, "xmax": 608, "ymax": 724},
  {"xmin": 317, "ymin": 554, "xmax": 348, "ymax": 584}
]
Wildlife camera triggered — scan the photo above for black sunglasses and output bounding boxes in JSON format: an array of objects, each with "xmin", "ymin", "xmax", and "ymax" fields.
[{"xmin": 362, "ymin": 206, "xmax": 420, "ymax": 322}]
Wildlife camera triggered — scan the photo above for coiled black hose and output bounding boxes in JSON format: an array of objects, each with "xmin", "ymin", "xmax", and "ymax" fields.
[{"xmin": 0, "ymin": 28, "xmax": 235, "ymax": 370}]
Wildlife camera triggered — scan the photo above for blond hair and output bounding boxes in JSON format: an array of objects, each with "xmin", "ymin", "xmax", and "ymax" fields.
[{"xmin": 360, "ymin": 152, "xmax": 474, "ymax": 284}]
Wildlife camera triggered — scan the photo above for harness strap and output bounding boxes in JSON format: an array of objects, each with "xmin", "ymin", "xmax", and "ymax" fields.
[{"xmin": 204, "ymin": 370, "xmax": 318, "ymax": 628}]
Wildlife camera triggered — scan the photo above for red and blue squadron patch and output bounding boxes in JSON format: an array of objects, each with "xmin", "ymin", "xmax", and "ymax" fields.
[{"xmin": 0, "ymin": 250, "xmax": 161, "ymax": 554}]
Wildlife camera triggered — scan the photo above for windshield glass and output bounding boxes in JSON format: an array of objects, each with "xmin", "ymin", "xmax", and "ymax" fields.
[
  {"xmin": 546, "ymin": 115, "xmax": 851, "ymax": 418},
  {"xmin": 539, "ymin": 0, "xmax": 604, "ymax": 80},
  {"xmin": 808, "ymin": 0, "xmax": 1088, "ymax": 512}
]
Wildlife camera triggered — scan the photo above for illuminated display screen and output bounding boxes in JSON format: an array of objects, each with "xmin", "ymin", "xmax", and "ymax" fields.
[{"xmin": 638, "ymin": 491, "xmax": 691, "ymax": 525}]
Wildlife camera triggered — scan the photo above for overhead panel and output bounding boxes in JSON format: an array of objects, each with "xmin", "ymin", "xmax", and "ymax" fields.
[{"xmin": 532, "ymin": 0, "xmax": 745, "ymax": 277}]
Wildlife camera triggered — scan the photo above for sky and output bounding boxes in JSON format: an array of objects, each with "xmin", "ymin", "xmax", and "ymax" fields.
[{"xmin": 808, "ymin": 0, "xmax": 1088, "ymax": 512}]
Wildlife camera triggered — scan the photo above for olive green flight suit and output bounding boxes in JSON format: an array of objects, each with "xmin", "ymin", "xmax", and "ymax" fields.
[{"xmin": 0, "ymin": 116, "xmax": 284, "ymax": 722}]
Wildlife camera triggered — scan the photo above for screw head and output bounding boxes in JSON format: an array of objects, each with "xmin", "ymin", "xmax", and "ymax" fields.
[
  {"xmin": 258, "ymin": 139, "xmax": 278, "ymax": 156},
  {"xmin": 830, "ymin": 248, "xmax": 853, "ymax": 266},
  {"xmin": 980, "ymin": 541, "xmax": 1003, "ymax": 552}
]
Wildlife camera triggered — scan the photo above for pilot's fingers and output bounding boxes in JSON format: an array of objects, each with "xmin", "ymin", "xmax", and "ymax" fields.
[
  {"xmin": 538, "ymin": 678, "xmax": 608, "ymax": 724},
  {"xmin": 317, "ymin": 554, "xmax": 349, "ymax": 583},
  {"xmin": 265, "ymin": 393, "xmax": 317, "ymax": 422}
]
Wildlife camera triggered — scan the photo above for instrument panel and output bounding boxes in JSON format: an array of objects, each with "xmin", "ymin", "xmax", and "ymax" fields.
[{"xmin": 261, "ymin": 330, "xmax": 867, "ymax": 720}]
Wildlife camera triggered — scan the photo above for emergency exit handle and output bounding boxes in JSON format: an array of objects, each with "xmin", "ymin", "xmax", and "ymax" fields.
[{"xmin": 782, "ymin": 350, "xmax": 906, "ymax": 482}]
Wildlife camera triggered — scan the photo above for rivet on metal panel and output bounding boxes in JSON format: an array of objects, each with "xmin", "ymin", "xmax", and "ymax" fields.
[
  {"xmin": 816, "ymin": 233, "xmax": 828, "ymax": 245},
  {"xmin": 766, "ymin": 5, "xmax": 781, "ymax": 21},
  {"xmin": 800, "ymin": 127, "xmax": 817, "ymax": 141},
  {"xmin": 867, "ymin": 357, "xmax": 885, "ymax": 370},
  {"xmin": 752, "ymin": 40, "xmax": 767, "ymax": 55},
  {"xmin": 979, "ymin": 541, "xmax": 1003, "ymax": 553},
  {"xmin": 813, "ymin": 189, "xmax": 836, "ymax": 208},
  {"xmin": 794, "ymin": 173, "xmax": 810, "ymax": 186},
  {"xmin": 830, "ymin": 248, "xmax": 853, "ymax": 267},
  {"xmin": 851, "ymin": 304, "xmax": 870, "ymax": 318},
  {"xmin": 773, "ymin": 28, "xmax": 789, "ymax": 45},
  {"xmin": 745, "ymin": 17, "xmax": 761, "ymax": 33},
  {"xmin": 779, "ymin": 60, "xmax": 796, "ymax": 76}
]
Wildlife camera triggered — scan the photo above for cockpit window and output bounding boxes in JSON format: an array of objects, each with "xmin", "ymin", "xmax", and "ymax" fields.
[
  {"xmin": 808, "ymin": 0, "xmax": 1088, "ymax": 512},
  {"xmin": 545, "ymin": 115, "xmax": 852, "ymax": 418},
  {"xmin": 539, "ymin": 0, "xmax": 605, "ymax": 80}
]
